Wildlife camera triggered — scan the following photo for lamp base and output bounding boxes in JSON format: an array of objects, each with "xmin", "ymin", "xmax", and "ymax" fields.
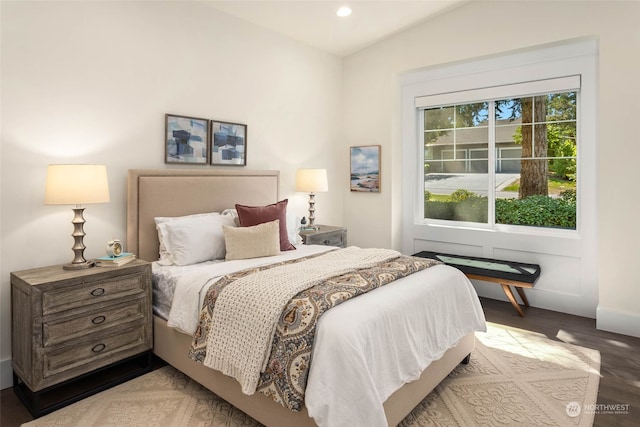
[
  {"xmin": 307, "ymin": 192, "xmax": 317, "ymax": 227},
  {"xmin": 63, "ymin": 260, "xmax": 95, "ymax": 270},
  {"xmin": 65, "ymin": 206, "xmax": 92, "ymax": 270}
]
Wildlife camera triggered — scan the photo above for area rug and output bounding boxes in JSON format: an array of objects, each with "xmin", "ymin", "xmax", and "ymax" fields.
[{"xmin": 23, "ymin": 323, "xmax": 600, "ymax": 427}]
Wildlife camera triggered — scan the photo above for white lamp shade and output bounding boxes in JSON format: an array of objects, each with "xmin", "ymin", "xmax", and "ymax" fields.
[
  {"xmin": 295, "ymin": 169, "xmax": 328, "ymax": 193},
  {"xmin": 45, "ymin": 164, "xmax": 110, "ymax": 205}
]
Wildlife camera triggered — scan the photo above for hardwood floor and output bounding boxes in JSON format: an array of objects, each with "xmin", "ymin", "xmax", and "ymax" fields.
[{"xmin": 2, "ymin": 297, "xmax": 639, "ymax": 426}]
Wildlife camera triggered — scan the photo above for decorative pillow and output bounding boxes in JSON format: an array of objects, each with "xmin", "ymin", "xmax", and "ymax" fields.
[
  {"xmin": 223, "ymin": 207, "xmax": 301, "ymax": 244},
  {"xmin": 154, "ymin": 212, "xmax": 236, "ymax": 265},
  {"xmin": 223, "ymin": 220, "xmax": 281, "ymax": 260},
  {"xmin": 235, "ymin": 200, "xmax": 296, "ymax": 251}
]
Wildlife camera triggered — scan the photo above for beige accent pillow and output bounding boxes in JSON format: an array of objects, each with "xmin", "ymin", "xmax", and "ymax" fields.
[
  {"xmin": 223, "ymin": 219, "xmax": 281, "ymax": 260},
  {"xmin": 235, "ymin": 199, "xmax": 296, "ymax": 251}
]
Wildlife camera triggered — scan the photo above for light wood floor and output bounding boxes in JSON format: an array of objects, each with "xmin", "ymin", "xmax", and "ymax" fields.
[{"xmin": 2, "ymin": 297, "xmax": 639, "ymax": 426}]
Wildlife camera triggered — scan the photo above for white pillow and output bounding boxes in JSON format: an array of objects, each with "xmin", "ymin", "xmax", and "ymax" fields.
[
  {"xmin": 223, "ymin": 220, "xmax": 281, "ymax": 261},
  {"xmin": 155, "ymin": 212, "xmax": 218, "ymax": 264},
  {"xmin": 221, "ymin": 208, "xmax": 240, "ymax": 226},
  {"xmin": 287, "ymin": 213, "xmax": 302, "ymax": 245},
  {"xmin": 154, "ymin": 212, "xmax": 236, "ymax": 265}
]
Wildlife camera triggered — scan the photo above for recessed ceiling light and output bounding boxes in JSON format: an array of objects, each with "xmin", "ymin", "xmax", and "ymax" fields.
[{"xmin": 337, "ymin": 6, "xmax": 352, "ymax": 17}]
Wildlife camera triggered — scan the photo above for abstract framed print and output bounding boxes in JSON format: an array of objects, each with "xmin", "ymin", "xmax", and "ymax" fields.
[
  {"xmin": 165, "ymin": 114, "xmax": 209, "ymax": 164},
  {"xmin": 210, "ymin": 120, "xmax": 247, "ymax": 166}
]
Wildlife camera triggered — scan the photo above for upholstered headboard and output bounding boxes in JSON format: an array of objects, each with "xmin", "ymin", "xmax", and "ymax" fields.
[{"xmin": 127, "ymin": 169, "xmax": 280, "ymax": 261}]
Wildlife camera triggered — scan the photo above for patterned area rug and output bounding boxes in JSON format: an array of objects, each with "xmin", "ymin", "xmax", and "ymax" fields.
[
  {"xmin": 399, "ymin": 323, "xmax": 600, "ymax": 427},
  {"xmin": 23, "ymin": 323, "xmax": 600, "ymax": 427}
]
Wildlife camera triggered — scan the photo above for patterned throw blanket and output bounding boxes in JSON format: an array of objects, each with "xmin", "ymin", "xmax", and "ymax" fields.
[{"xmin": 189, "ymin": 247, "xmax": 440, "ymax": 411}]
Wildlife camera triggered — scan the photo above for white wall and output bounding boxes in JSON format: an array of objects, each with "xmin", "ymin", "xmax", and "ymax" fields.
[
  {"xmin": 0, "ymin": 1, "xmax": 343, "ymax": 389},
  {"xmin": 342, "ymin": 1, "xmax": 640, "ymax": 335}
]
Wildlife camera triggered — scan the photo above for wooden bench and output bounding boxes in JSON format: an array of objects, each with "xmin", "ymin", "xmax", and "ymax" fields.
[{"xmin": 413, "ymin": 251, "xmax": 541, "ymax": 317}]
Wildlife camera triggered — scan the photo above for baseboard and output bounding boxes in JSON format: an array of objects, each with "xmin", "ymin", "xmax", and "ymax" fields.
[
  {"xmin": 1, "ymin": 358, "xmax": 13, "ymax": 390},
  {"xmin": 471, "ymin": 281, "xmax": 596, "ymax": 319},
  {"xmin": 596, "ymin": 306, "xmax": 640, "ymax": 338}
]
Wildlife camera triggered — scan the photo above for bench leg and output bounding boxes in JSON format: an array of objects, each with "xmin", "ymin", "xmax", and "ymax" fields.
[
  {"xmin": 515, "ymin": 286, "xmax": 530, "ymax": 307},
  {"xmin": 500, "ymin": 284, "xmax": 525, "ymax": 317}
]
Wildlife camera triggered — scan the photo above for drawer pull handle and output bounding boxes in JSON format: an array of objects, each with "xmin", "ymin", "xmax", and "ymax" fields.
[
  {"xmin": 92, "ymin": 343, "xmax": 106, "ymax": 353},
  {"xmin": 91, "ymin": 315, "xmax": 106, "ymax": 325},
  {"xmin": 90, "ymin": 288, "xmax": 105, "ymax": 297},
  {"xmin": 324, "ymin": 239, "xmax": 331, "ymax": 245}
]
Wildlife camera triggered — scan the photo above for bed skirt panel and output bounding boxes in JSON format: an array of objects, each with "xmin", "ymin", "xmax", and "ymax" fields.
[{"xmin": 153, "ymin": 315, "xmax": 475, "ymax": 427}]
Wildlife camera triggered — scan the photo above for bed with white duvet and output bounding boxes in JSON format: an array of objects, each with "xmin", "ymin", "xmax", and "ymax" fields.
[
  {"xmin": 152, "ymin": 244, "xmax": 486, "ymax": 427},
  {"xmin": 127, "ymin": 168, "xmax": 486, "ymax": 427}
]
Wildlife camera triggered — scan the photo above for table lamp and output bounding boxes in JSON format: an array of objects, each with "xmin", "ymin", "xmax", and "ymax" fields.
[
  {"xmin": 295, "ymin": 168, "xmax": 328, "ymax": 229},
  {"xmin": 45, "ymin": 164, "xmax": 110, "ymax": 270}
]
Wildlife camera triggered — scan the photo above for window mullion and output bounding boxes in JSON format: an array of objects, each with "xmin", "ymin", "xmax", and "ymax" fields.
[
  {"xmin": 488, "ymin": 101, "xmax": 496, "ymax": 226},
  {"xmin": 532, "ymin": 97, "xmax": 536, "ymax": 157},
  {"xmin": 418, "ymin": 109, "xmax": 426, "ymax": 222},
  {"xmin": 453, "ymin": 108, "xmax": 457, "ymax": 160}
]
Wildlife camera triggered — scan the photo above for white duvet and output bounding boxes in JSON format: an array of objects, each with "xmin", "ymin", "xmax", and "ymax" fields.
[
  {"xmin": 153, "ymin": 245, "xmax": 486, "ymax": 427},
  {"xmin": 157, "ymin": 244, "xmax": 335, "ymax": 334}
]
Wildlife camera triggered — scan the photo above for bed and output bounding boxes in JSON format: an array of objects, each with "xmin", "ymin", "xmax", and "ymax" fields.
[{"xmin": 126, "ymin": 168, "xmax": 485, "ymax": 427}]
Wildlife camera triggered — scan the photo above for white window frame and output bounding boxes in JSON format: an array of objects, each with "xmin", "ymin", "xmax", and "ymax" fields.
[
  {"xmin": 402, "ymin": 40, "xmax": 596, "ymax": 241},
  {"xmin": 400, "ymin": 39, "xmax": 598, "ymax": 317}
]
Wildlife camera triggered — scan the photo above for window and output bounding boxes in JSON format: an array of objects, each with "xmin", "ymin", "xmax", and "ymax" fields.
[
  {"xmin": 421, "ymin": 89, "xmax": 578, "ymax": 230},
  {"xmin": 400, "ymin": 40, "xmax": 597, "ymax": 315}
]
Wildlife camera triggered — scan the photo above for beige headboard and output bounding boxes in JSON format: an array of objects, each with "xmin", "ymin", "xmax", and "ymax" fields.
[{"xmin": 127, "ymin": 169, "xmax": 280, "ymax": 261}]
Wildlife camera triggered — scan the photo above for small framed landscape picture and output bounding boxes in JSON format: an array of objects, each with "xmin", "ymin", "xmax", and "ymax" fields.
[
  {"xmin": 165, "ymin": 114, "xmax": 209, "ymax": 164},
  {"xmin": 350, "ymin": 145, "xmax": 381, "ymax": 192},
  {"xmin": 210, "ymin": 120, "xmax": 247, "ymax": 166}
]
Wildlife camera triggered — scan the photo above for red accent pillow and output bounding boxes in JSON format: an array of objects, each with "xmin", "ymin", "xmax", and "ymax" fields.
[{"xmin": 235, "ymin": 199, "xmax": 296, "ymax": 251}]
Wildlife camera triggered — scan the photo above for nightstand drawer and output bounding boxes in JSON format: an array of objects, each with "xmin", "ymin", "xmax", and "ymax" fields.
[
  {"xmin": 43, "ymin": 297, "xmax": 147, "ymax": 347},
  {"xmin": 43, "ymin": 325, "xmax": 148, "ymax": 380},
  {"xmin": 306, "ymin": 232, "xmax": 345, "ymax": 247},
  {"xmin": 42, "ymin": 272, "xmax": 146, "ymax": 315},
  {"xmin": 300, "ymin": 225, "xmax": 347, "ymax": 248}
]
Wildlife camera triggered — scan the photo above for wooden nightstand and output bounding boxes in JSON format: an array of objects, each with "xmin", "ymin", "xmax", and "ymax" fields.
[
  {"xmin": 11, "ymin": 259, "xmax": 152, "ymax": 417},
  {"xmin": 299, "ymin": 225, "xmax": 347, "ymax": 248}
]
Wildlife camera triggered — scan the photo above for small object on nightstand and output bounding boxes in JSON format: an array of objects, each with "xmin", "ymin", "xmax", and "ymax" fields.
[
  {"xmin": 299, "ymin": 224, "xmax": 347, "ymax": 248},
  {"xmin": 106, "ymin": 239, "xmax": 123, "ymax": 257},
  {"xmin": 299, "ymin": 216, "xmax": 317, "ymax": 232},
  {"xmin": 95, "ymin": 252, "xmax": 136, "ymax": 267}
]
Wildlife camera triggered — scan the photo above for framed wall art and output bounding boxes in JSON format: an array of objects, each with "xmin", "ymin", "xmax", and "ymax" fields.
[
  {"xmin": 210, "ymin": 120, "xmax": 247, "ymax": 166},
  {"xmin": 350, "ymin": 145, "xmax": 381, "ymax": 192},
  {"xmin": 165, "ymin": 114, "xmax": 209, "ymax": 164}
]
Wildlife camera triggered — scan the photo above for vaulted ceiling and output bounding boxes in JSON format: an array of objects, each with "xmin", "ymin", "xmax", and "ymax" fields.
[{"xmin": 205, "ymin": 1, "xmax": 470, "ymax": 57}]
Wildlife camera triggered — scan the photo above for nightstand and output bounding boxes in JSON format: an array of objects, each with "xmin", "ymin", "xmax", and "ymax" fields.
[
  {"xmin": 299, "ymin": 225, "xmax": 347, "ymax": 248},
  {"xmin": 11, "ymin": 259, "xmax": 152, "ymax": 417}
]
